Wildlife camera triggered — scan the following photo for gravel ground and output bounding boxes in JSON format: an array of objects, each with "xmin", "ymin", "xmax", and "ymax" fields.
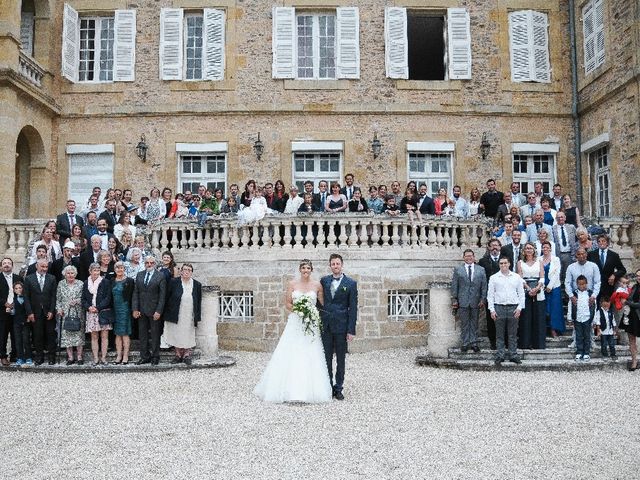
[{"xmin": 1, "ymin": 348, "xmax": 638, "ymax": 479}]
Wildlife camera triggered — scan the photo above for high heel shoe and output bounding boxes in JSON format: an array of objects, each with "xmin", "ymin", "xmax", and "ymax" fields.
[{"xmin": 627, "ymin": 363, "xmax": 637, "ymax": 371}]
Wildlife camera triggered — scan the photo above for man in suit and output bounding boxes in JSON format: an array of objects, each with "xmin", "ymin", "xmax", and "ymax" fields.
[
  {"xmin": 79, "ymin": 235, "xmax": 105, "ymax": 280},
  {"xmin": 340, "ymin": 173, "xmax": 357, "ymax": 201},
  {"xmin": 509, "ymin": 182, "xmax": 526, "ymax": 208},
  {"xmin": 495, "ymin": 191, "xmax": 515, "ymax": 226},
  {"xmin": 320, "ymin": 254, "xmax": 358, "ymax": 400},
  {"xmin": 451, "ymin": 250, "xmax": 487, "ymax": 352},
  {"xmin": 51, "ymin": 241, "xmax": 81, "ymax": 283},
  {"xmin": 551, "ymin": 183, "xmax": 564, "ymax": 211},
  {"xmin": 56, "ymin": 199, "xmax": 85, "ymax": 244},
  {"xmin": 519, "ymin": 192, "xmax": 540, "ymax": 219},
  {"xmin": 525, "ymin": 209, "xmax": 553, "ymax": 242},
  {"xmin": 98, "ymin": 199, "xmax": 118, "ymax": 233},
  {"xmin": 23, "ymin": 259, "xmax": 57, "ymax": 365},
  {"xmin": 552, "ymin": 211, "xmax": 577, "ymax": 282},
  {"xmin": 0, "ymin": 258, "xmax": 21, "ymax": 365},
  {"xmin": 478, "ymin": 239, "xmax": 503, "ymax": 350},
  {"xmin": 313, "ymin": 180, "xmax": 329, "ymax": 212},
  {"xmin": 132, "ymin": 256, "xmax": 167, "ymax": 365},
  {"xmin": 417, "ymin": 183, "xmax": 436, "ymax": 215},
  {"xmin": 83, "ymin": 211, "xmax": 99, "ymax": 240},
  {"xmin": 588, "ymin": 234, "xmax": 627, "ymax": 300},
  {"xmin": 501, "ymin": 229, "xmax": 524, "ymax": 272}
]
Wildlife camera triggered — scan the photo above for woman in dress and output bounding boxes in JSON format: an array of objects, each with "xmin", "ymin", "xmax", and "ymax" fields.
[
  {"xmin": 69, "ymin": 223, "xmax": 87, "ymax": 252},
  {"xmin": 56, "ymin": 265, "xmax": 85, "ymax": 365},
  {"xmin": 161, "ymin": 187, "xmax": 173, "ymax": 218},
  {"xmin": 434, "ymin": 188, "xmax": 449, "ymax": 216},
  {"xmin": 621, "ymin": 269, "xmax": 640, "ymax": 370},
  {"xmin": 113, "ymin": 211, "xmax": 137, "ymax": 242},
  {"xmin": 146, "ymin": 187, "xmax": 166, "ymax": 222},
  {"xmin": 325, "ymin": 182, "xmax": 347, "ymax": 213},
  {"xmin": 30, "ymin": 227, "xmax": 62, "ymax": 264},
  {"xmin": 82, "ymin": 263, "xmax": 112, "ymax": 366},
  {"xmin": 163, "ymin": 264, "xmax": 202, "ymax": 365},
  {"xmin": 468, "ymin": 188, "xmax": 482, "ymax": 216},
  {"xmin": 541, "ymin": 241, "xmax": 564, "ymax": 337},
  {"xmin": 119, "ymin": 230, "xmax": 133, "ymax": 260},
  {"xmin": 561, "ymin": 194, "xmax": 583, "ymax": 228},
  {"xmin": 517, "ymin": 242, "xmax": 546, "ymax": 349},
  {"xmin": 540, "ymin": 197, "xmax": 556, "ymax": 226},
  {"xmin": 97, "ymin": 249, "xmax": 115, "ymax": 280},
  {"xmin": 111, "ymin": 261, "xmax": 134, "ymax": 364},
  {"xmin": 272, "ymin": 180, "xmax": 289, "ymax": 213},
  {"xmin": 241, "ymin": 179, "xmax": 256, "ymax": 208},
  {"xmin": 254, "ymin": 259, "xmax": 332, "ymax": 403},
  {"xmin": 125, "ymin": 247, "xmax": 145, "ymax": 279},
  {"xmin": 159, "ymin": 251, "xmax": 179, "ymax": 281},
  {"xmin": 534, "ymin": 228, "xmax": 556, "ymax": 257},
  {"xmin": 237, "ymin": 185, "xmax": 269, "ymax": 224},
  {"xmin": 107, "ymin": 237, "xmax": 121, "ymax": 264}
]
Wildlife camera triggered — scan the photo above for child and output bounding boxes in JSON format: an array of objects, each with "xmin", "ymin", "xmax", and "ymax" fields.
[
  {"xmin": 11, "ymin": 282, "xmax": 32, "ymax": 367},
  {"xmin": 594, "ymin": 296, "xmax": 617, "ymax": 360},
  {"xmin": 610, "ymin": 276, "xmax": 632, "ymax": 327},
  {"xmin": 568, "ymin": 275, "xmax": 595, "ymax": 361},
  {"xmin": 383, "ymin": 195, "xmax": 400, "ymax": 216},
  {"xmin": 220, "ymin": 196, "xmax": 239, "ymax": 215}
]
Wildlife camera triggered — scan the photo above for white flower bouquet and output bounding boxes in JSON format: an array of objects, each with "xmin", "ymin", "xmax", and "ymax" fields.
[{"xmin": 293, "ymin": 294, "xmax": 322, "ymax": 336}]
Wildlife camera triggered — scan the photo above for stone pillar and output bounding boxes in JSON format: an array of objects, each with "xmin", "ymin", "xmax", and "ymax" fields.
[
  {"xmin": 426, "ymin": 282, "xmax": 457, "ymax": 358},
  {"xmin": 196, "ymin": 285, "xmax": 220, "ymax": 358}
]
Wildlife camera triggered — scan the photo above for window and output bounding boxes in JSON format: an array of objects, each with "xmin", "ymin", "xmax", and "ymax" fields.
[
  {"xmin": 582, "ymin": 0, "xmax": 605, "ymax": 74},
  {"xmin": 590, "ymin": 146, "xmax": 611, "ymax": 217},
  {"xmin": 388, "ymin": 290, "xmax": 428, "ymax": 321},
  {"xmin": 272, "ymin": 7, "xmax": 360, "ymax": 80},
  {"xmin": 160, "ymin": 8, "xmax": 225, "ymax": 81},
  {"xmin": 385, "ymin": 7, "xmax": 471, "ymax": 80},
  {"xmin": 20, "ymin": 0, "xmax": 35, "ymax": 56},
  {"xmin": 512, "ymin": 153, "xmax": 555, "ymax": 195},
  {"xmin": 219, "ymin": 292, "xmax": 254, "ymax": 322},
  {"xmin": 66, "ymin": 144, "xmax": 114, "ymax": 207},
  {"xmin": 62, "ymin": 5, "xmax": 136, "ymax": 83},
  {"xmin": 291, "ymin": 141, "xmax": 342, "ymax": 190},
  {"xmin": 408, "ymin": 153, "xmax": 452, "ymax": 197},
  {"xmin": 176, "ymin": 143, "xmax": 228, "ymax": 193},
  {"xmin": 508, "ymin": 10, "xmax": 550, "ymax": 83}
]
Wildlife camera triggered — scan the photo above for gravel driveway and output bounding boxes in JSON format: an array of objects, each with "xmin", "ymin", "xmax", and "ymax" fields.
[{"xmin": 1, "ymin": 348, "xmax": 637, "ymax": 479}]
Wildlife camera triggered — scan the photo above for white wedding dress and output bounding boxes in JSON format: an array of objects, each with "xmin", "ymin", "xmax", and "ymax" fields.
[{"xmin": 253, "ymin": 290, "xmax": 333, "ymax": 403}]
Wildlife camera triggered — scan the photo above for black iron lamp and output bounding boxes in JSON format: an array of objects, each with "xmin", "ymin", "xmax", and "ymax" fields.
[
  {"xmin": 480, "ymin": 132, "xmax": 491, "ymax": 160},
  {"xmin": 371, "ymin": 132, "xmax": 382, "ymax": 159},
  {"xmin": 135, "ymin": 134, "xmax": 148, "ymax": 162},
  {"xmin": 253, "ymin": 132, "xmax": 264, "ymax": 161}
]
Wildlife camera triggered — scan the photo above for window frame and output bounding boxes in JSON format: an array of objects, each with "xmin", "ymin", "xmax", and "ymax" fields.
[
  {"xmin": 295, "ymin": 11, "xmax": 337, "ymax": 80},
  {"xmin": 406, "ymin": 145, "xmax": 454, "ymax": 197},
  {"xmin": 78, "ymin": 16, "xmax": 115, "ymax": 83},
  {"xmin": 183, "ymin": 11, "xmax": 205, "ymax": 81},
  {"xmin": 178, "ymin": 152, "xmax": 227, "ymax": 194},
  {"xmin": 511, "ymin": 152, "xmax": 557, "ymax": 195},
  {"xmin": 590, "ymin": 145, "xmax": 611, "ymax": 218},
  {"xmin": 291, "ymin": 150, "xmax": 342, "ymax": 191},
  {"xmin": 582, "ymin": 0, "xmax": 605, "ymax": 75}
]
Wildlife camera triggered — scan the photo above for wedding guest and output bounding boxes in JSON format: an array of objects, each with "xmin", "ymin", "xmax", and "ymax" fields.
[
  {"xmin": 198, "ymin": 189, "xmax": 218, "ymax": 225},
  {"xmin": 520, "ymin": 193, "xmax": 540, "ymax": 220},
  {"xmin": 525, "ymin": 209, "xmax": 553, "ymax": 242},
  {"xmin": 284, "ymin": 186, "xmax": 304, "ymax": 214},
  {"xmin": 479, "ymin": 179, "xmax": 504, "ymax": 220},
  {"xmin": 56, "ymin": 265, "xmax": 85, "ymax": 365},
  {"xmin": 417, "ymin": 184, "xmax": 435, "ymax": 215},
  {"xmin": 552, "ymin": 211, "xmax": 577, "ymax": 282},
  {"xmin": 325, "ymin": 183, "xmax": 347, "ymax": 213},
  {"xmin": 146, "ymin": 188, "xmax": 166, "ymax": 222},
  {"xmin": 25, "ymin": 245, "xmax": 50, "ymax": 277},
  {"xmin": 588, "ymin": 234, "xmax": 627, "ymax": 301},
  {"xmin": 0, "ymin": 257, "xmax": 20, "ymax": 365},
  {"xmin": 164, "ymin": 264, "xmax": 202, "ymax": 365},
  {"xmin": 565, "ymin": 248, "xmax": 601, "ymax": 307},
  {"xmin": 111, "ymin": 261, "xmax": 134, "ymax": 364},
  {"xmin": 11, "ymin": 282, "xmax": 32, "ymax": 366},
  {"xmin": 133, "ymin": 256, "xmax": 167, "ymax": 366},
  {"xmin": 82, "ymin": 263, "xmax": 112, "ymax": 366},
  {"xmin": 568, "ymin": 275, "xmax": 595, "ymax": 361},
  {"xmin": 107, "ymin": 237, "xmax": 122, "ymax": 264},
  {"xmin": 389, "ymin": 181, "xmax": 403, "ymax": 205},
  {"xmin": 434, "ymin": 188, "xmax": 449, "ymax": 216},
  {"xmin": 620, "ymin": 269, "xmax": 640, "ymax": 370},
  {"xmin": 540, "ymin": 197, "xmax": 556, "ymax": 226},
  {"xmin": 98, "ymin": 199, "xmax": 119, "ymax": 233},
  {"xmin": 68, "ymin": 223, "xmax": 87, "ymax": 252},
  {"xmin": 400, "ymin": 188, "xmax": 421, "ymax": 225},
  {"xmin": 576, "ymin": 227, "xmax": 597, "ymax": 252},
  {"xmin": 534, "ymin": 228, "xmax": 556, "ymax": 257},
  {"xmin": 97, "ymin": 249, "xmax": 115, "ymax": 280},
  {"xmin": 451, "ymin": 250, "xmax": 487, "ymax": 353},
  {"xmin": 517, "ymin": 242, "xmax": 546, "ymax": 349},
  {"xmin": 313, "ymin": 180, "xmax": 329, "ymax": 212},
  {"xmin": 124, "ymin": 247, "xmax": 144, "ymax": 279},
  {"xmin": 241, "ymin": 179, "xmax": 256, "ymax": 207},
  {"xmin": 479, "ymin": 239, "xmax": 503, "ymax": 350},
  {"xmin": 541, "ymin": 241, "xmax": 564, "ymax": 336},
  {"xmin": 23, "ymin": 259, "xmax": 57, "ymax": 365},
  {"xmin": 30, "ymin": 227, "xmax": 62, "ymax": 264},
  {"xmin": 406, "ymin": 180, "xmax": 417, "ymax": 194},
  {"xmin": 348, "ymin": 188, "xmax": 369, "ymax": 213},
  {"xmin": 593, "ymin": 296, "xmax": 617, "ymax": 359},
  {"xmin": 220, "ymin": 195, "xmax": 239, "ymax": 214},
  {"xmin": 113, "ymin": 211, "xmax": 136, "ymax": 241},
  {"xmin": 272, "ymin": 180, "xmax": 289, "ymax": 213},
  {"xmin": 510, "ymin": 182, "xmax": 526, "ymax": 207},
  {"xmin": 500, "ymin": 229, "xmax": 524, "ymax": 272},
  {"xmin": 81, "ymin": 195, "xmax": 102, "ymax": 222},
  {"xmin": 263, "ymin": 182, "xmax": 276, "ymax": 210},
  {"xmin": 159, "ymin": 251, "xmax": 179, "ymax": 281},
  {"xmin": 495, "ymin": 191, "xmax": 515, "ymax": 226},
  {"xmin": 51, "ymin": 241, "xmax": 81, "ymax": 283},
  {"xmin": 382, "ymin": 195, "xmax": 400, "ymax": 216},
  {"xmin": 161, "ymin": 187, "xmax": 173, "ymax": 218},
  {"xmin": 451, "ymin": 185, "xmax": 469, "ymax": 218},
  {"xmin": 341, "ymin": 173, "xmax": 357, "ymax": 200},
  {"xmin": 118, "ymin": 230, "xmax": 133, "ymax": 260},
  {"xmin": 298, "ymin": 192, "xmax": 315, "ymax": 213},
  {"xmin": 468, "ymin": 187, "xmax": 482, "ymax": 216},
  {"xmin": 561, "ymin": 194, "xmax": 583, "ymax": 228},
  {"xmin": 56, "ymin": 199, "xmax": 84, "ymax": 244},
  {"xmin": 83, "ymin": 211, "xmax": 99, "ymax": 241},
  {"xmin": 168, "ymin": 193, "xmax": 187, "ymax": 219}
]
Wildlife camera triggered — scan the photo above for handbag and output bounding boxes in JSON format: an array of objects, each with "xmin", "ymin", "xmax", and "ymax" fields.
[
  {"xmin": 63, "ymin": 306, "xmax": 82, "ymax": 332},
  {"xmin": 98, "ymin": 308, "xmax": 114, "ymax": 326}
]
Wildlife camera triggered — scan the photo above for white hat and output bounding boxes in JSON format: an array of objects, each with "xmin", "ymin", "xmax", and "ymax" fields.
[{"xmin": 63, "ymin": 241, "xmax": 76, "ymax": 249}]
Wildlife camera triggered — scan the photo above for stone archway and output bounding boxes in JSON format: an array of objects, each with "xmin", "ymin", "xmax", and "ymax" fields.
[{"xmin": 15, "ymin": 125, "xmax": 46, "ymax": 219}]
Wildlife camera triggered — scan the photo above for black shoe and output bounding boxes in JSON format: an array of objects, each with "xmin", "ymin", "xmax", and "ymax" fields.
[
  {"xmin": 170, "ymin": 357, "xmax": 182, "ymax": 364},
  {"xmin": 77, "ymin": 360, "xmax": 84, "ymax": 366},
  {"xmin": 136, "ymin": 358, "xmax": 151, "ymax": 365},
  {"xmin": 66, "ymin": 359, "xmax": 75, "ymax": 366},
  {"xmin": 460, "ymin": 345, "xmax": 469, "ymax": 353},
  {"xmin": 151, "ymin": 358, "xmax": 159, "ymax": 366},
  {"xmin": 472, "ymin": 345, "xmax": 480, "ymax": 353},
  {"xmin": 333, "ymin": 391, "xmax": 344, "ymax": 400},
  {"xmin": 490, "ymin": 343, "xmax": 497, "ymax": 350},
  {"xmin": 509, "ymin": 356, "xmax": 522, "ymax": 364},
  {"xmin": 48, "ymin": 359, "xmax": 56, "ymax": 366},
  {"xmin": 494, "ymin": 357, "xmax": 504, "ymax": 366},
  {"xmin": 183, "ymin": 357, "xmax": 192, "ymax": 366}
]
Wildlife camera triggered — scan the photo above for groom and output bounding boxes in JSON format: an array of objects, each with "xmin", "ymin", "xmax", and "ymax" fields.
[{"xmin": 320, "ymin": 254, "xmax": 358, "ymax": 400}]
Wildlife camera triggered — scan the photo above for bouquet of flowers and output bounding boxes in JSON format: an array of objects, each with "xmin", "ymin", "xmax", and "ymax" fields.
[{"xmin": 293, "ymin": 294, "xmax": 322, "ymax": 336}]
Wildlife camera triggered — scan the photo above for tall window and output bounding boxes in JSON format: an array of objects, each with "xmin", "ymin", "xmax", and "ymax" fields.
[
  {"xmin": 184, "ymin": 14, "xmax": 204, "ymax": 80},
  {"xmin": 297, "ymin": 14, "xmax": 336, "ymax": 79},
  {"xmin": 20, "ymin": 0, "xmax": 35, "ymax": 56},
  {"xmin": 407, "ymin": 13, "xmax": 445, "ymax": 80},
  {"xmin": 512, "ymin": 153, "xmax": 555, "ymax": 194},
  {"xmin": 408, "ymin": 152, "xmax": 452, "ymax": 197},
  {"xmin": 66, "ymin": 145, "xmax": 114, "ymax": 207},
  {"xmin": 590, "ymin": 146, "xmax": 611, "ymax": 217},
  {"xmin": 582, "ymin": 0, "xmax": 605, "ymax": 75},
  {"xmin": 293, "ymin": 152, "xmax": 341, "ymax": 191},
  {"xmin": 179, "ymin": 153, "xmax": 226, "ymax": 193},
  {"xmin": 79, "ymin": 17, "xmax": 115, "ymax": 82}
]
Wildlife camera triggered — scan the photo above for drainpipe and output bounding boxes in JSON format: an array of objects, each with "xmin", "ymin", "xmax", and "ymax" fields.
[{"xmin": 568, "ymin": 0, "xmax": 583, "ymax": 211}]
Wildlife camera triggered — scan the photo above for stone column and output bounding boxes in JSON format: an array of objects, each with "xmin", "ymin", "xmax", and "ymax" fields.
[
  {"xmin": 196, "ymin": 285, "xmax": 220, "ymax": 358},
  {"xmin": 426, "ymin": 282, "xmax": 457, "ymax": 358}
]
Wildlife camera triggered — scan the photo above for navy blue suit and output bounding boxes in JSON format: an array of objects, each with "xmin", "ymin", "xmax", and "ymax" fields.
[{"xmin": 320, "ymin": 274, "xmax": 358, "ymax": 393}]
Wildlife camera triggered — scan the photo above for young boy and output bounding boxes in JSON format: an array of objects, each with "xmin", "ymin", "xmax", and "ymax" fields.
[
  {"xmin": 569, "ymin": 275, "xmax": 595, "ymax": 361},
  {"xmin": 383, "ymin": 195, "xmax": 400, "ymax": 216},
  {"xmin": 10, "ymin": 282, "xmax": 32, "ymax": 367},
  {"xmin": 594, "ymin": 296, "xmax": 617, "ymax": 360},
  {"xmin": 610, "ymin": 276, "xmax": 632, "ymax": 327}
]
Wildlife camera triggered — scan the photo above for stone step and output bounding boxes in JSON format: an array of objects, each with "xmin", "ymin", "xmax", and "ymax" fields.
[
  {"xmin": 448, "ymin": 346, "xmax": 631, "ymax": 361},
  {"xmin": 416, "ymin": 355, "xmax": 633, "ymax": 372}
]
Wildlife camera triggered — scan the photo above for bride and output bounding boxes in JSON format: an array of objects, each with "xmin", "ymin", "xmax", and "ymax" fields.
[{"xmin": 253, "ymin": 259, "xmax": 333, "ymax": 403}]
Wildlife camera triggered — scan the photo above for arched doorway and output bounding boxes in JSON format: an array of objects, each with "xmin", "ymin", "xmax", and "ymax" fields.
[{"xmin": 15, "ymin": 126, "xmax": 46, "ymax": 219}]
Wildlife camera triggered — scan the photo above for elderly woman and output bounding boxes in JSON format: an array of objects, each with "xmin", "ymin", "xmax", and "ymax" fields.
[
  {"xmin": 125, "ymin": 247, "xmax": 145, "ymax": 279},
  {"xmin": 535, "ymin": 228, "xmax": 556, "ymax": 257},
  {"xmin": 111, "ymin": 261, "xmax": 134, "ymax": 364},
  {"xmin": 98, "ymin": 249, "xmax": 115, "ymax": 280},
  {"xmin": 517, "ymin": 242, "xmax": 546, "ymax": 350},
  {"xmin": 576, "ymin": 227, "xmax": 597, "ymax": 252},
  {"xmin": 163, "ymin": 264, "xmax": 202, "ymax": 365},
  {"xmin": 541, "ymin": 241, "xmax": 564, "ymax": 337},
  {"xmin": 56, "ymin": 265, "xmax": 85, "ymax": 365},
  {"xmin": 82, "ymin": 263, "xmax": 112, "ymax": 366}
]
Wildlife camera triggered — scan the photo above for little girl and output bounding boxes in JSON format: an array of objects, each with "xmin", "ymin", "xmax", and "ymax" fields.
[
  {"xmin": 11, "ymin": 282, "xmax": 32, "ymax": 367},
  {"xmin": 610, "ymin": 275, "xmax": 632, "ymax": 326}
]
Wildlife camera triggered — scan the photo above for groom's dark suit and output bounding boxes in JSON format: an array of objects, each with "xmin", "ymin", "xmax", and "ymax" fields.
[{"xmin": 320, "ymin": 274, "xmax": 358, "ymax": 394}]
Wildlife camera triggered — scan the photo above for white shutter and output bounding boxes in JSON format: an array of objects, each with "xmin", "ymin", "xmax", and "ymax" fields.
[
  {"xmin": 531, "ymin": 11, "xmax": 550, "ymax": 83},
  {"xmin": 68, "ymin": 152, "xmax": 114, "ymax": 207},
  {"xmin": 447, "ymin": 8, "xmax": 472, "ymax": 80},
  {"xmin": 113, "ymin": 10, "xmax": 136, "ymax": 82},
  {"xmin": 594, "ymin": 0, "xmax": 605, "ymax": 67},
  {"xmin": 582, "ymin": 1, "xmax": 596, "ymax": 74},
  {"xmin": 509, "ymin": 11, "xmax": 531, "ymax": 82},
  {"xmin": 204, "ymin": 9, "xmax": 226, "ymax": 81},
  {"xmin": 384, "ymin": 7, "xmax": 408, "ymax": 79},
  {"xmin": 61, "ymin": 3, "xmax": 79, "ymax": 83},
  {"xmin": 20, "ymin": 11, "xmax": 34, "ymax": 56},
  {"xmin": 336, "ymin": 7, "xmax": 360, "ymax": 79},
  {"xmin": 159, "ymin": 8, "xmax": 183, "ymax": 80},
  {"xmin": 272, "ymin": 7, "xmax": 296, "ymax": 79}
]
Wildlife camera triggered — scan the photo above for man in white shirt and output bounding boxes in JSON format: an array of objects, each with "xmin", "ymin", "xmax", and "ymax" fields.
[
  {"xmin": 284, "ymin": 186, "xmax": 304, "ymax": 214},
  {"xmin": 451, "ymin": 185, "xmax": 469, "ymax": 218},
  {"xmin": 487, "ymin": 256, "xmax": 525, "ymax": 365},
  {"xmin": 565, "ymin": 248, "xmax": 601, "ymax": 306}
]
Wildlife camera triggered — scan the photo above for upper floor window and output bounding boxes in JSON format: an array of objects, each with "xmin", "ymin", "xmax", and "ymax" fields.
[
  {"xmin": 62, "ymin": 4, "xmax": 136, "ymax": 83},
  {"xmin": 384, "ymin": 7, "xmax": 471, "ymax": 80},
  {"xmin": 272, "ymin": 7, "xmax": 360, "ymax": 80},
  {"xmin": 160, "ymin": 8, "xmax": 226, "ymax": 81},
  {"xmin": 582, "ymin": 0, "xmax": 605, "ymax": 75},
  {"xmin": 20, "ymin": 0, "xmax": 35, "ymax": 57},
  {"xmin": 590, "ymin": 145, "xmax": 611, "ymax": 217},
  {"xmin": 508, "ymin": 10, "xmax": 550, "ymax": 83}
]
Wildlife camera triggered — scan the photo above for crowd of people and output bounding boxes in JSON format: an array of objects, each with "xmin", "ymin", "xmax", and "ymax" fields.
[{"xmin": 0, "ymin": 177, "xmax": 635, "ymax": 368}]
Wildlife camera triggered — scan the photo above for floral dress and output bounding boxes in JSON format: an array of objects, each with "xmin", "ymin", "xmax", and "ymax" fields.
[{"xmin": 56, "ymin": 280, "xmax": 85, "ymax": 348}]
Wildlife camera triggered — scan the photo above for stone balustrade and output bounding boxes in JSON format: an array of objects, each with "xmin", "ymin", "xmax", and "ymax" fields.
[{"xmin": 18, "ymin": 51, "xmax": 44, "ymax": 87}]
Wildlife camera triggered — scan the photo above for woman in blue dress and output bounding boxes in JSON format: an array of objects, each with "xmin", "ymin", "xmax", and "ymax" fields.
[
  {"xmin": 111, "ymin": 261, "xmax": 134, "ymax": 364},
  {"xmin": 541, "ymin": 241, "xmax": 564, "ymax": 336}
]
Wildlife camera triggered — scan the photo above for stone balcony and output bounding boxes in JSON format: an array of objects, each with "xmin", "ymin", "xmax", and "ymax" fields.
[{"xmin": 18, "ymin": 51, "xmax": 44, "ymax": 87}]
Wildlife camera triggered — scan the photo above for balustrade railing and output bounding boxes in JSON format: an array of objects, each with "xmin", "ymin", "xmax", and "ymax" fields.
[{"xmin": 18, "ymin": 52, "xmax": 44, "ymax": 87}]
